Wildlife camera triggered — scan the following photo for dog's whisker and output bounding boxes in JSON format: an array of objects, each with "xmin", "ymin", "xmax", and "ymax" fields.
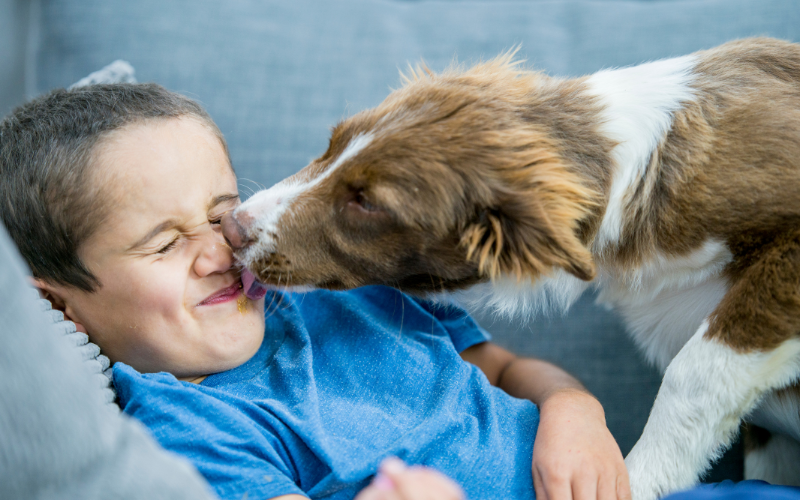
[
  {"xmin": 262, "ymin": 271, "xmax": 283, "ymax": 319},
  {"xmin": 238, "ymin": 177, "xmax": 267, "ymax": 196}
]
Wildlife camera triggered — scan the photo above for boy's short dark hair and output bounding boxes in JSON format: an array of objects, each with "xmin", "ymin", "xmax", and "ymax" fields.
[{"xmin": 0, "ymin": 83, "xmax": 229, "ymax": 292}]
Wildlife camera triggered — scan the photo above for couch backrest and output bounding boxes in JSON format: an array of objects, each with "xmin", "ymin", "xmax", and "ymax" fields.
[
  {"xmin": 6, "ymin": 0, "xmax": 800, "ymax": 474},
  {"xmin": 0, "ymin": 0, "xmax": 30, "ymax": 116}
]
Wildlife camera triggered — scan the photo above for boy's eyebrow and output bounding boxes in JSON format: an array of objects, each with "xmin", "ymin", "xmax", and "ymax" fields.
[
  {"xmin": 128, "ymin": 219, "xmax": 180, "ymax": 251},
  {"xmin": 129, "ymin": 193, "xmax": 239, "ymax": 251}
]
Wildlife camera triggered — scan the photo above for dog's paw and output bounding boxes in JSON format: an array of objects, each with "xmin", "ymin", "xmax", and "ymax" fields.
[
  {"xmin": 625, "ymin": 448, "xmax": 671, "ymax": 500},
  {"xmin": 627, "ymin": 476, "xmax": 661, "ymax": 500}
]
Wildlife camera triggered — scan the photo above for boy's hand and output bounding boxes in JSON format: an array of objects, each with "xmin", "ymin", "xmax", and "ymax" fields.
[
  {"xmin": 461, "ymin": 342, "xmax": 630, "ymax": 500},
  {"xmin": 355, "ymin": 458, "xmax": 464, "ymax": 500},
  {"xmin": 532, "ymin": 389, "xmax": 631, "ymax": 500}
]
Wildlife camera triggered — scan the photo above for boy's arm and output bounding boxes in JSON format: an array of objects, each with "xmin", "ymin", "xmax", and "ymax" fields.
[
  {"xmin": 460, "ymin": 342, "xmax": 631, "ymax": 500},
  {"xmin": 460, "ymin": 341, "xmax": 587, "ymax": 403}
]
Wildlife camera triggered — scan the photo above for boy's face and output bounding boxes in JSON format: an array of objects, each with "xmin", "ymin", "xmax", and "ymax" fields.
[{"xmin": 43, "ymin": 117, "xmax": 265, "ymax": 378}]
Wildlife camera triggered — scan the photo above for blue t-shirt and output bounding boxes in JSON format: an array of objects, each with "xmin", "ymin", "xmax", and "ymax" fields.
[{"xmin": 114, "ymin": 286, "xmax": 539, "ymax": 500}]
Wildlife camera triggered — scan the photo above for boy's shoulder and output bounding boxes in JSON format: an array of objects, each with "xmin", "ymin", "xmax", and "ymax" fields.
[
  {"xmin": 290, "ymin": 285, "xmax": 477, "ymax": 325},
  {"xmin": 285, "ymin": 285, "xmax": 489, "ymax": 347}
]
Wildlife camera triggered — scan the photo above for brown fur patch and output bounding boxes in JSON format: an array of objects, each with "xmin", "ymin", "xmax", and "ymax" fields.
[
  {"xmin": 595, "ymin": 38, "xmax": 800, "ymax": 349},
  {"xmin": 458, "ymin": 127, "xmax": 599, "ymax": 281},
  {"xmin": 708, "ymin": 229, "xmax": 800, "ymax": 350},
  {"xmin": 613, "ymin": 39, "xmax": 800, "ymax": 267}
]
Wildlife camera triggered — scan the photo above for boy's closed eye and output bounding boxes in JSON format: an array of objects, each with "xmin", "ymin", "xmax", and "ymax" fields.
[
  {"xmin": 155, "ymin": 215, "xmax": 226, "ymax": 255},
  {"xmin": 157, "ymin": 238, "xmax": 179, "ymax": 254}
]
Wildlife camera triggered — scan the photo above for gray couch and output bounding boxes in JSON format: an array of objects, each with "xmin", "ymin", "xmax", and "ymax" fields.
[{"xmin": 3, "ymin": 0, "xmax": 800, "ymax": 483}]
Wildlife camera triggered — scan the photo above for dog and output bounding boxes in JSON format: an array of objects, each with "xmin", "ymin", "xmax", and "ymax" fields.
[{"xmin": 222, "ymin": 38, "xmax": 800, "ymax": 499}]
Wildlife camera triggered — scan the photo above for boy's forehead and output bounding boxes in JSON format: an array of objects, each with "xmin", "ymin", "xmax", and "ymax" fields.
[
  {"xmin": 100, "ymin": 117, "xmax": 229, "ymax": 162},
  {"xmin": 88, "ymin": 118, "xmax": 237, "ymax": 242},
  {"xmin": 95, "ymin": 117, "xmax": 233, "ymax": 184}
]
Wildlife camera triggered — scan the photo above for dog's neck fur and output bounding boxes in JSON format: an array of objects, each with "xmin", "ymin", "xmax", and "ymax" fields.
[
  {"xmin": 526, "ymin": 55, "xmax": 700, "ymax": 260},
  {"xmin": 512, "ymin": 75, "xmax": 618, "ymax": 250}
]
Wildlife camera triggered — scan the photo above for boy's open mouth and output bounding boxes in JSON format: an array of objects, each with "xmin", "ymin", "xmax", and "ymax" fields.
[{"xmin": 197, "ymin": 280, "xmax": 243, "ymax": 306}]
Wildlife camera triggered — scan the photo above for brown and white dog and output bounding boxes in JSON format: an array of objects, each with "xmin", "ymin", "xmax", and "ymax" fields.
[{"xmin": 223, "ymin": 38, "xmax": 800, "ymax": 499}]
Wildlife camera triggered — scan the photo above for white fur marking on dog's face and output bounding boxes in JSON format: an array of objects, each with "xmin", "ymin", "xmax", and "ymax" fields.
[
  {"xmin": 586, "ymin": 55, "xmax": 698, "ymax": 250},
  {"xmin": 325, "ymin": 133, "xmax": 375, "ymax": 175},
  {"xmin": 626, "ymin": 324, "xmax": 800, "ymax": 500},
  {"xmin": 234, "ymin": 133, "xmax": 374, "ymax": 259}
]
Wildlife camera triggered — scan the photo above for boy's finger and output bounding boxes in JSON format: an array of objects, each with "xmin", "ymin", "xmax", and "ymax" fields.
[
  {"xmin": 570, "ymin": 475, "xmax": 597, "ymax": 500},
  {"xmin": 393, "ymin": 470, "xmax": 463, "ymax": 500},
  {"xmin": 372, "ymin": 473, "xmax": 395, "ymax": 491},
  {"xmin": 616, "ymin": 472, "xmax": 632, "ymax": 500},
  {"xmin": 354, "ymin": 477, "xmax": 402, "ymax": 500},
  {"xmin": 360, "ymin": 488, "xmax": 403, "ymax": 500},
  {"xmin": 537, "ymin": 466, "xmax": 572, "ymax": 500},
  {"xmin": 597, "ymin": 473, "xmax": 618, "ymax": 500},
  {"xmin": 378, "ymin": 458, "xmax": 464, "ymax": 500},
  {"xmin": 353, "ymin": 487, "xmax": 378, "ymax": 500},
  {"xmin": 378, "ymin": 457, "xmax": 407, "ymax": 480},
  {"xmin": 533, "ymin": 468, "xmax": 548, "ymax": 500}
]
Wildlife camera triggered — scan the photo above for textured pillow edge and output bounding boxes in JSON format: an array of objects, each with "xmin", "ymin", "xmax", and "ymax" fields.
[{"xmin": 32, "ymin": 288, "xmax": 118, "ymax": 408}]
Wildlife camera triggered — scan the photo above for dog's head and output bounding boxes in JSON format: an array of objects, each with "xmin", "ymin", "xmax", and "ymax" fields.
[{"xmin": 225, "ymin": 56, "xmax": 599, "ymax": 293}]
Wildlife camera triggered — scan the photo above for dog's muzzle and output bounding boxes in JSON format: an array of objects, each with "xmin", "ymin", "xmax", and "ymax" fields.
[{"xmin": 221, "ymin": 211, "xmax": 255, "ymax": 251}]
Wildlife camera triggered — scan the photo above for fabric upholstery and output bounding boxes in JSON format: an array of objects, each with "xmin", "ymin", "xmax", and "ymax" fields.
[
  {"xmin": 0, "ymin": 0, "xmax": 29, "ymax": 116},
  {"xmin": 17, "ymin": 0, "xmax": 800, "ymax": 478}
]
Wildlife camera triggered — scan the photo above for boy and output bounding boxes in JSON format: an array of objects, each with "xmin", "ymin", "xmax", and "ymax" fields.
[{"xmin": 0, "ymin": 83, "xmax": 628, "ymax": 500}]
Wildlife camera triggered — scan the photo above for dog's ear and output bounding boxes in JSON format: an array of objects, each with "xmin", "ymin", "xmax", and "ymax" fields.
[
  {"xmin": 443, "ymin": 110, "xmax": 600, "ymax": 283},
  {"xmin": 460, "ymin": 189, "xmax": 596, "ymax": 283}
]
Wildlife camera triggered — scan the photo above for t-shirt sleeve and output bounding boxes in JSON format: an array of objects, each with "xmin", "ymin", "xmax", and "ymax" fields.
[
  {"xmin": 113, "ymin": 363, "xmax": 307, "ymax": 500},
  {"xmin": 412, "ymin": 298, "xmax": 491, "ymax": 353}
]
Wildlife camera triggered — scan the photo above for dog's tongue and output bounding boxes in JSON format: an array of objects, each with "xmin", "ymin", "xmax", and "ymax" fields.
[{"xmin": 241, "ymin": 268, "xmax": 268, "ymax": 300}]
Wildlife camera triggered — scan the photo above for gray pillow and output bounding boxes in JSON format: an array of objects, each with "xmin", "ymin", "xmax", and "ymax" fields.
[
  {"xmin": 68, "ymin": 60, "xmax": 136, "ymax": 89},
  {"xmin": 34, "ymin": 289, "xmax": 116, "ymax": 406}
]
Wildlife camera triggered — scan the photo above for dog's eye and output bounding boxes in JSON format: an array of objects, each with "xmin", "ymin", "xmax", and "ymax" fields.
[{"xmin": 351, "ymin": 190, "xmax": 380, "ymax": 213}]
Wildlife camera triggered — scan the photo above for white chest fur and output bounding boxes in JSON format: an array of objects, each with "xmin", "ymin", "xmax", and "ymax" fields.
[
  {"xmin": 467, "ymin": 240, "xmax": 732, "ymax": 374},
  {"xmin": 596, "ymin": 240, "xmax": 733, "ymax": 372}
]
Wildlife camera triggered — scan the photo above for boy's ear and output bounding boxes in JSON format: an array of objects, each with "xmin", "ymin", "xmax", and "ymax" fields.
[
  {"xmin": 32, "ymin": 278, "xmax": 66, "ymax": 310},
  {"xmin": 31, "ymin": 278, "xmax": 87, "ymax": 333}
]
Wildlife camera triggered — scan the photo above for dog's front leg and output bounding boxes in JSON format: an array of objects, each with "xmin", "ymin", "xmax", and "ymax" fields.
[{"xmin": 625, "ymin": 321, "xmax": 800, "ymax": 500}]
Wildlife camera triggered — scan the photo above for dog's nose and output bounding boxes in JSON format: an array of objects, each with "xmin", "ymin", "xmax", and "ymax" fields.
[{"xmin": 221, "ymin": 211, "xmax": 251, "ymax": 251}]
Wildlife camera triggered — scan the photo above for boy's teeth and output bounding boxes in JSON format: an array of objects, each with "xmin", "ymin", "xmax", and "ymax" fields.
[{"xmin": 241, "ymin": 269, "xmax": 268, "ymax": 300}]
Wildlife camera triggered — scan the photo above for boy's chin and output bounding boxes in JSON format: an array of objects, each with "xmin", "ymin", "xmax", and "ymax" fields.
[{"xmin": 203, "ymin": 305, "xmax": 265, "ymax": 369}]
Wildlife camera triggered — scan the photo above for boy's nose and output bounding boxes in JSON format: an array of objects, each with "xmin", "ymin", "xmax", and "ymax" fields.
[{"xmin": 221, "ymin": 212, "xmax": 253, "ymax": 250}]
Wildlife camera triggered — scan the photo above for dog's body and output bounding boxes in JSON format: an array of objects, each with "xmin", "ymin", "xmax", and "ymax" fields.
[{"xmin": 224, "ymin": 38, "xmax": 800, "ymax": 498}]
